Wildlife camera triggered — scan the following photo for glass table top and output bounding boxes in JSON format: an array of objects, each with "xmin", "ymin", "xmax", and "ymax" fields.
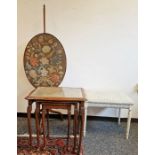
[{"xmin": 25, "ymin": 87, "xmax": 86, "ymax": 101}]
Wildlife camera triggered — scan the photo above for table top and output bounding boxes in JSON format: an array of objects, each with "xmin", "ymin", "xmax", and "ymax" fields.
[
  {"xmin": 85, "ymin": 90, "xmax": 134, "ymax": 105},
  {"xmin": 25, "ymin": 87, "xmax": 86, "ymax": 102}
]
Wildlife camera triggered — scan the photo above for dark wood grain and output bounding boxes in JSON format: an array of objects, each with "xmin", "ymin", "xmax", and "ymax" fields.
[{"xmin": 26, "ymin": 87, "xmax": 85, "ymax": 154}]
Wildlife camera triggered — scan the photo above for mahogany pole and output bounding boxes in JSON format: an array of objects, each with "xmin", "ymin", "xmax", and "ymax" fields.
[{"xmin": 43, "ymin": 4, "xmax": 46, "ymax": 33}]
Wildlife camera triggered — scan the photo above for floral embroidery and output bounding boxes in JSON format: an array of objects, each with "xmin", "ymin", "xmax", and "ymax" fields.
[
  {"xmin": 47, "ymin": 66, "xmax": 55, "ymax": 74},
  {"xmin": 29, "ymin": 70, "xmax": 38, "ymax": 78},
  {"xmin": 24, "ymin": 33, "xmax": 66, "ymax": 87},
  {"xmin": 49, "ymin": 72, "xmax": 60, "ymax": 84},
  {"xmin": 50, "ymin": 54, "xmax": 62, "ymax": 66},
  {"xmin": 40, "ymin": 57, "xmax": 49, "ymax": 65},
  {"xmin": 40, "ymin": 67, "xmax": 48, "ymax": 77},
  {"xmin": 42, "ymin": 45, "xmax": 51, "ymax": 54},
  {"xmin": 38, "ymin": 35, "xmax": 44, "ymax": 43},
  {"xmin": 29, "ymin": 57, "xmax": 39, "ymax": 67},
  {"xmin": 48, "ymin": 39, "xmax": 53, "ymax": 44}
]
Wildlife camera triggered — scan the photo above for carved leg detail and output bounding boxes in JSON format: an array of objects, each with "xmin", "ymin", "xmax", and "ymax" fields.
[
  {"xmin": 78, "ymin": 102, "xmax": 85, "ymax": 155},
  {"xmin": 73, "ymin": 104, "xmax": 78, "ymax": 153},
  {"xmin": 35, "ymin": 103, "xmax": 40, "ymax": 147},
  {"xmin": 67, "ymin": 106, "xmax": 71, "ymax": 150},
  {"xmin": 27, "ymin": 101, "xmax": 33, "ymax": 146},
  {"xmin": 42, "ymin": 108, "xmax": 46, "ymax": 147},
  {"xmin": 46, "ymin": 109, "xmax": 49, "ymax": 138}
]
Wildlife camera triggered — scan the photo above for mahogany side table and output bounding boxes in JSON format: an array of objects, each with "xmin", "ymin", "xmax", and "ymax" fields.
[{"xmin": 25, "ymin": 87, "xmax": 86, "ymax": 155}]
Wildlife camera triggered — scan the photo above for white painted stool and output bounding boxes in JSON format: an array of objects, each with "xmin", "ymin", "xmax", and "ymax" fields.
[{"xmin": 84, "ymin": 91, "xmax": 134, "ymax": 139}]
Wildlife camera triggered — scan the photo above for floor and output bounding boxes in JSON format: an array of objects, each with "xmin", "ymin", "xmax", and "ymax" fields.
[{"xmin": 17, "ymin": 117, "xmax": 138, "ymax": 155}]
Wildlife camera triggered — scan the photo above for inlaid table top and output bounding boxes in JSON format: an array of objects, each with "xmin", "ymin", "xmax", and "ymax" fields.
[{"xmin": 25, "ymin": 87, "xmax": 86, "ymax": 101}]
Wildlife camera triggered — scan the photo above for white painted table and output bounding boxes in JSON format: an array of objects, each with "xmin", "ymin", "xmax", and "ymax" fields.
[{"xmin": 84, "ymin": 91, "xmax": 134, "ymax": 139}]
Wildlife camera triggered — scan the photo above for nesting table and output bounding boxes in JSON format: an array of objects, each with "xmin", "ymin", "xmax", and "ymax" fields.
[
  {"xmin": 84, "ymin": 91, "xmax": 134, "ymax": 139},
  {"xmin": 25, "ymin": 87, "xmax": 86, "ymax": 155}
]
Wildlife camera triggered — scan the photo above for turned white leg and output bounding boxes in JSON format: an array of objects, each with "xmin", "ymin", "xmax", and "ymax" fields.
[
  {"xmin": 126, "ymin": 106, "xmax": 132, "ymax": 139},
  {"xmin": 118, "ymin": 108, "xmax": 121, "ymax": 125},
  {"xmin": 83, "ymin": 102, "xmax": 88, "ymax": 136}
]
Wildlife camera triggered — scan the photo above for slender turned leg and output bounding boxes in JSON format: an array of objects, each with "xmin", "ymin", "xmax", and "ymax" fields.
[
  {"xmin": 42, "ymin": 108, "xmax": 46, "ymax": 147},
  {"xmin": 118, "ymin": 108, "xmax": 121, "ymax": 125},
  {"xmin": 38, "ymin": 104, "xmax": 42, "ymax": 134},
  {"xmin": 78, "ymin": 101, "xmax": 85, "ymax": 155},
  {"xmin": 126, "ymin": 106, "xmax": 132, "ymax": 139},
  {"xmin": 76, "ymin": 103, "xmax": 80, "ymax": 135},
  {"xmin": 83, "ymin": 102, "xmax": 88, "ymax": 136},
  {"xmin": 27, "ymin": 100, "xmax": 33, "ymax": 146},
  {"xmin": 73, "ymin": 104, "xmax": 78, "ymax": 153},
  {"xmin": 46, "ymin": 109, "xmax": 49, "ymax": 138},
  {"xmin": 73, "ymin": 105, "xmax": 75, "ymax": 138},
  {"xmin": 67, "ymin": 106, "xmax": 71, "ymax": 150},
  {"xmin": 35, "ymin": 103, "xmax": 40, "ymax": 147}
]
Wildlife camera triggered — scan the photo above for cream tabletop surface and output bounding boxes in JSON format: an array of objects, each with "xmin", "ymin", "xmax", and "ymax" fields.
[{"xmin": 85, "ymin": 90, "xmax": 134, "ymax": 105}]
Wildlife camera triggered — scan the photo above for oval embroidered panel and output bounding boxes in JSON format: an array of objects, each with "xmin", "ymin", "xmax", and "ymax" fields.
[{"xmin": 24, "ymin": 33, "xmax": 67, "ymax": 87}]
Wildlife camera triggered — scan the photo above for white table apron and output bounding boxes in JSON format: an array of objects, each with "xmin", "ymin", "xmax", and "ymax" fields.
[{"xmin": 84, "ymin": 92, "xmax": 134, "ymax": 139}]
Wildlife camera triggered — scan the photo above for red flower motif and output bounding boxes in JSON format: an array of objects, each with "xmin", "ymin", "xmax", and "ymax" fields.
[
  {"xmin": 49, "ymin": 73, "xmax": 60, "ymax": 84},
  {"xmin": 55, "ymin": 139, "xmax": 65, "ymax": 147},
  {"xmin": 50, "ymin": 150, "xmax": 57, "ymax": 155},
  {"xmin": 29, "ymin": 57, "xmax": 39, "ymax": 67}
]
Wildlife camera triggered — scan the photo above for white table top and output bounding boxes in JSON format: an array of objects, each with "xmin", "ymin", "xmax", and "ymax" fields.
[{"xmin": 85, "ymin": 90, "xmax": 134, "ymax": 105}]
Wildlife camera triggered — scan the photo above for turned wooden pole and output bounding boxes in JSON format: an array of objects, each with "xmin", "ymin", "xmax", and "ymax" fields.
[{"xmin": 43, "ymin": 4, "xmax": 46, "ymax": 33}]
